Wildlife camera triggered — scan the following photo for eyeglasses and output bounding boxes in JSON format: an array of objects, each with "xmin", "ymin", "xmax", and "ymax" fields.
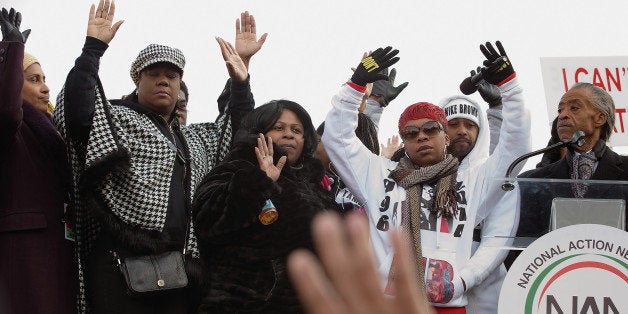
[{"xmin": 400, "ymin": 121, "xmax": 443, "ymax": 141}]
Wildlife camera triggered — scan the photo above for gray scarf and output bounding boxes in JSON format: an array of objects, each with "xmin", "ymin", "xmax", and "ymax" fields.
[{"xmin": 388, "ymin": 154, "xmax": 459, "ymax": 291}]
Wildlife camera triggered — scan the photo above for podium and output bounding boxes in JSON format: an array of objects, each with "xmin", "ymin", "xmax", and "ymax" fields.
[{"xmin": 486, "ymin": 178, "xmax": 628, "ymax": 314}]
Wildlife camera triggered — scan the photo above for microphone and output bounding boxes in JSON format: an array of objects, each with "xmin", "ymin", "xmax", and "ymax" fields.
[
  {"xmin": 501, "ymin": 130, "xmax": 585, "ymax": 191},
  {"xmin": 459, "ymin": 70, "xmax": 485, "ymax": 95}
]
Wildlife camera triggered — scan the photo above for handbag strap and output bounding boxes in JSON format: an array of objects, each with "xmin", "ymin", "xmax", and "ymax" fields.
[
  {"xmin": 112, "ymin": 208, "xmax": 193, "ymax": 265},
  {"xmin": 181, "ymin": 207, "xmax": 192, "ymax": 257},
  {"xmin": 113, "ymin": 121, "xmax": 194, "ymax": 262}
]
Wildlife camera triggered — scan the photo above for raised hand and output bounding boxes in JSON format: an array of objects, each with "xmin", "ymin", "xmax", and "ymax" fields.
[
  {"xmin": 216, "ymin": 36, "xmax": 248, "ymax": 82},
  {"xmin": 371, "ymin": 68, "xmax": 409, "ymax": 107},
  {"xmin": 254, "ymin": 133, "xmax": 287, "ymax": 182},
  {"xmin": 479, "ymin": 41, "xmax": 514, "ymax": 85},
  {"xmin": 380, "ymin": 135, "xmax": 403, "ymax": 159},
  {"xmin": 355, "ymin": 52, "xmax": 374, "ymax": 113},
  {"xmin": 351, "ymin": 47, "xmax": 400, "ymax": 86},
  {"xmin": 288, "ymin": 212, "xmax": 434, "ymax": 314},
  {"xmin": 470, "ymin": 67, "xmax": 501, "ymax": 107},
  {"xmin": 0, "ymin": 8, "xmax": 30, "ymax": 43},
  {"xmin": 234, "ymin": 11, "xmax": 267, "ymax": 69},
  {"xmin": 87, "ymin": 0, "xmax": 124, "ymax": 44}
]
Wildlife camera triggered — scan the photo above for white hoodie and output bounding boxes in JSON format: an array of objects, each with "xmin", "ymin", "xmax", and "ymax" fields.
[
  {"xmin": 438, "ymin": 95, "xmax": 521, "ymax": 313},
  {"xmin": 322, "ymin": 78, "xmax": 530, "ymax": 308}
]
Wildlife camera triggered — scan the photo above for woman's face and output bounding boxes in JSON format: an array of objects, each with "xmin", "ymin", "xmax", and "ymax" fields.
[
  {"xmin": 22, "ymin": 63, "xmax": 50, "ymax": 113},
  {"xmin": 400, "ymin": 118, "xmax": 449, "ymax": 167},
  {"xmin": 137, "ymin": 63, "xmax": 181, "ymax": 119},
  {"xmin": 265, "ymin": 109, "xmax": 305, "ymax": 165}
]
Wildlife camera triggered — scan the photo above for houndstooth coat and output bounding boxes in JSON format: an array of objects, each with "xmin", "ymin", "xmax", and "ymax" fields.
[{"xmin": 53, "ymin": 37, "xmax": 254, "ymax": 313}]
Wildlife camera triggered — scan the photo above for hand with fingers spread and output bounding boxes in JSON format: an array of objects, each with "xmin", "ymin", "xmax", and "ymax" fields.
[
  {"xmin": 469, "ymin": 67, "xmax": 502, "ymax": 108},
  {"xmin": 254, "ymin": 133, "xmax": 287, "ymax": 182},
  {"xmin": 351, "ymin": 47, "xmax": 400, "ymax": 86},
  {"xmin": 288, "ymin": 212, "xmax": 434, "ymax": 314},
  {"xmin": 371, "ymin": 68, "xmax": 409, "ymax": 107},
  {"xmin": 479, "ymin": 41, "xmax": 514, "ymax": 85},
  {"xmin": 87, "ymin": 0, "xmax": 124, "ymax": 44},
  {"xmin": 216, "ymin": 36, "xmax": 248, "ymax": 82},
  {"xmin": 380, "ymin": 135, "xmax": 403, "ymax": 159},
  {"xmin": 234, "ymin": 11, "xmax": 267, "ymax": 70},
  {"xmin": 0, "ymin": 8, "xmax": 30, "ymax": 43}
]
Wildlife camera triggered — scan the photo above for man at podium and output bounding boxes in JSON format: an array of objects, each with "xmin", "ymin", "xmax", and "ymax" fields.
[{"xmin": 507, "ymin": 83, "xmax": 628, "ymax": 268}]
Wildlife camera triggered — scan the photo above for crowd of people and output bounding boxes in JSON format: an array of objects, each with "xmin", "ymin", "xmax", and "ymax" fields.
[{"xmin": 1, "ymin": 1, "xmax": 626, "ymax": 313}]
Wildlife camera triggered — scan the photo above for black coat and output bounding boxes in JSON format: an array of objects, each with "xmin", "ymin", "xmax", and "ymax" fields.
[
  {"xmin": 517, "ymin": 143, "xmax": 628, "ymax": 236},
  {"xmin": 0, "ymin": 41, "xmax": 77, "ymax": 314},
  {"xmin": 505, "ymin": 143, "xmax": 628, "ymax": 268},
  {"xmin": 193, "ymin": 139, "xmax": 331, "ymax": 313}
]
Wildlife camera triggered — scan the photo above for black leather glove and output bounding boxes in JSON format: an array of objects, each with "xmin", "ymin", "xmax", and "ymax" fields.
[
  {"xmin": 470, "ymin": 67, "xmax": 502, "ymax": 108},
  {"xmin": 371, "ymin": 68, "xmax": 409, "ymax": 107},
  {"xmin": 351, "ymin": 46, "xmax": 400, "ymax": 86},
  {"xmin": 0, "ymin": 8, "xmax": 30, "ymax": 43},
  {"xmin": 480, "ymin": 41, "xmax": 514, "ymax": 85}
]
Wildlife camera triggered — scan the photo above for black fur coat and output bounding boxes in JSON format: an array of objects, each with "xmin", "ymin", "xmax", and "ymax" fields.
[{"xmin": 193, "ymin": 139, "xmax": 333, "ymax": 313}]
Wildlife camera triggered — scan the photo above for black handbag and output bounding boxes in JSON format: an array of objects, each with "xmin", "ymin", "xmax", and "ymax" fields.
[
  {"xmin": 116, "ymin": 250, "xmax": 188, "ymax": 295},
  {"xmin": 113, "ymin": 212, "xmax": 192, "ymax": 296}
]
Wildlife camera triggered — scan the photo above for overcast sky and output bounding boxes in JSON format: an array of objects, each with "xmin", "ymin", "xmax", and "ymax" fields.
[{"xmin": 8, "ymin": 0, "xmax": 628, "ymax": 168}]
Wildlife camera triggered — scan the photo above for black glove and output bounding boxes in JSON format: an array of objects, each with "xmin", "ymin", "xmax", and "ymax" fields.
[
  {"xmin": 470, "ymin": 67, "xmax": 502, "ymax": 108},
  {"xmin": 371, "ymin": 68, "xmax": 409, "ymax": 107},
  {"xmin": 351, "ymin": 46, "xmax": 400, "ymax": 86},
  {"xmin": 480, "ymin": 41, "xmax": 514, "ymax": 85},
  {"xmin": 0, "ymin": 8, "xmax": 30, "ymax": 43}
]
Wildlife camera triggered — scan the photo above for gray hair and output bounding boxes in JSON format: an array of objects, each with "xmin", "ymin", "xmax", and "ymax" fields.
[{"xmin": 570, "ymin": 82, "xmax": 615, "ymax": 141}]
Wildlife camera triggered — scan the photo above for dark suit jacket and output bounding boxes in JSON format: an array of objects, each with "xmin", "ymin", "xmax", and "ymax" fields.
[
  {"xmin": 505, "ymin": 143, "xmax": 628, "ymax": 268},
  {"xmin": 0, "ymin": 41, "xmax": 77, "ymax": 314},
  {"xmin": 517, "ymin": 143, "xmax": 628, "ymax": 236}
]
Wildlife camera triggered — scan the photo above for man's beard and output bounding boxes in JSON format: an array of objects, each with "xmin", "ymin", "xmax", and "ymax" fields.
[{"xmin": 448, "ymin": 137, "xmax": 474, "ymax": 160}]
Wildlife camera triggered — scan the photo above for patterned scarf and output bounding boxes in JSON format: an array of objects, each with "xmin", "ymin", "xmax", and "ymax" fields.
[
  {"xmin": 571, "ymin": 150, "xmax": 596, "ymax": 197},
  {"xmin": 389, "ymin": 154, "xmax": 459, "ymax": 289},
  {"xmin": 391, "ymin": 155, "xmax": 460, "ymax": 217}
]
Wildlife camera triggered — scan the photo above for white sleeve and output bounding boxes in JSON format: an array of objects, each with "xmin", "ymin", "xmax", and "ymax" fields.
[
  {"xmin": 362, "ymin": 98, "xmax": 383, "ymax": 129},
  {"xmin": 459, "ymin": 77, "xmax": 530, "ymax": 289},
  {"xmin": 475, "ymin": 77, "xmax": 530, "ymax": 223},
  {"xmin": 486, "ymin": 105, "xmax": 503, "ymax": 155},
  {"xmin": 322, "ymin": 84, "xmax": 392, "ymax": 207},
  {"xmin": 459, "ymin": 185, "xmax": 519, "ymax": 290}
]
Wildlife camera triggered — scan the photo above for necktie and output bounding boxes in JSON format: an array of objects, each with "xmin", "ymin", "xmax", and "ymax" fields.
[{"xmin": 571, "ymin": 151, "xmax": 596, "ymax": 197}]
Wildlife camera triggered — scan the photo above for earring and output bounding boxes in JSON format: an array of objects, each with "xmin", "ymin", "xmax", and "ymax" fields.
[{"xmin": 405, "ymin": 151, "xmax": 410, "ymax": 159}]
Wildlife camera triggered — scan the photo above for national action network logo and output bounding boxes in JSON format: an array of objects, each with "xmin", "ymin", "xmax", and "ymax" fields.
[{"xmin": 499, "ymin": 224, "xmax": 628, "ymax": 314}]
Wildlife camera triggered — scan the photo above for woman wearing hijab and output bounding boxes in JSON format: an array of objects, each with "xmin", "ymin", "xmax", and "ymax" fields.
[
  {"xmin": 193, "ymin": 99, "xmax": 336, "ymax": 313},
  {"xmin": 21, "ymin": 52, "xmax": 52, "ymax": 114},
  {"xmin": 0, "ymin": 8, "xmax": 77, "ymax": 314}
]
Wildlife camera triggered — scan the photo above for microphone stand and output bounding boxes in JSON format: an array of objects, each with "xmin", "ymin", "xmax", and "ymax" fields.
[{"xmin": 501, "ymin": 130, "xmax": 585, "ymax": 191}]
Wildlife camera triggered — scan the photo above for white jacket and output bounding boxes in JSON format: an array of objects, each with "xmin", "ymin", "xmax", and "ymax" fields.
[
  {"xmin": 437, "ymin": 96, "xmax": 520, "ymax": 313},
  {"xmin": 322, "ymin": 78, "xmax": 530, "ymax": 307}
]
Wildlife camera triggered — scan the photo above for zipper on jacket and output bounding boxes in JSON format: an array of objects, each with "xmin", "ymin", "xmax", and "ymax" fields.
[
  {"xmin": 168, "ymin": 122, "xmax": 187, "ymax": 184},
  {"xmin": 173, "ymin": 122, "xmax": 194, "ymax": 255}
]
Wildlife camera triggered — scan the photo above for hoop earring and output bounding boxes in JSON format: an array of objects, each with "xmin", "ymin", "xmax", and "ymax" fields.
[{"xmin": 405, "ymin": 151, "xmax": 410, "ymax": 159}]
